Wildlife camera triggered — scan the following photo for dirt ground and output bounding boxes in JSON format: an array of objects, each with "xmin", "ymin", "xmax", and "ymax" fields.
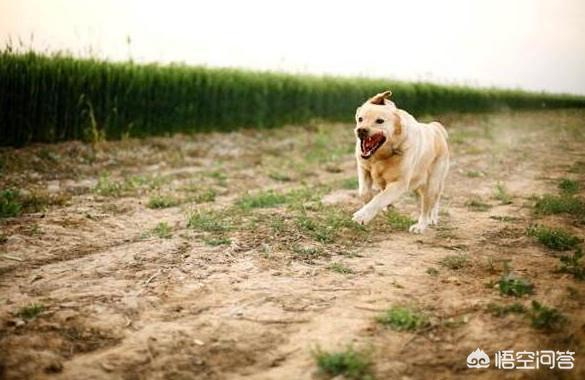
[{"xmin": 1, "ymin": 109, "xmax": 584, "ymax": 380}]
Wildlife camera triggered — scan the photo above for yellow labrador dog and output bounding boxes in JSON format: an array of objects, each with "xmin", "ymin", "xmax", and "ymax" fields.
[{"xmin": 352, "ymin": 91, "xmax": 449, "ymax": 233}]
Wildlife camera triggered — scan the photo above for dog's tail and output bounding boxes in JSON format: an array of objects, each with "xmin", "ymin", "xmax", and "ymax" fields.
[{"xmin": 431, "ymin": 122, "xmax": 448, "ymax": 139}]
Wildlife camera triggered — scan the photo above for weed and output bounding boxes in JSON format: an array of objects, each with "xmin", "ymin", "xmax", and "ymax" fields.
[
  {"xmin": 487, "ymin": 302, "xmax": 526, "ymax": 317},
  {"xmin": 489, "ymin": 215, "xmax": 519, "ymax": 222},
  {"xmin": 558, "ymin": 178, "xmax": 579, "ymax": 195},
  {"xmin": 426, "ymin": 267, "xmax": 439, "ymax": 276},
  {"xmin": 465, "ymin": 198, "xmax": 491, "ymax": 211},
  {"xmin": 17, "ymin": 303, "xmax": 45, "ymax": 320},
  {"xmin": 386, "ymin": 209, "xmax": 415, "ymax": 231},
  {"xmin": 203, "ymin": 236, "xmax": 231, "ymax": 246},
  {"xmin": 439, "ymin": 254, "xmax": 469, "ymax": 270},
  {"xmin": 558, "ymin": 248, "xmax": 585, "ymax": 280},
  {"xmin": 312, "ymin": 346, "xmax": 373, "ymax": 380},
  {"xmin": 328, "ymin": 262, "xmax": 353, "ymax": 274},
  {"xmin": 494, "ymin": 183, "xmax": 513, "ymax": 205},
  {"xmin": 0, "ymin": 189, "xmax": 22, "ymax": 218},
  {"xmin": 528, "ymin": 225, "xmax": 581, "ymax": 251},
  {"xmin": 529, "ymin": 301, "xmax": 566, "ymax": 331},
  {"xmin": 187, "ymin": 211, "xmax": 231, "ymax": 232},
  {"xmin": 376, "ymin": 306, "xmax": 429, "ymax": 331},
  {"xmin": 147, "ymin": 194, "xmax": 179, "ymax": 209},
  {"xmin": 93, "ymin": 173, "xmax": 123, "ymax": 197},
  {"xmin": 465, "ymin": 170, "xmax": 484, "ymax": 178},
  {"xmin": 534, "ymin": 194, "xmax": 585, "ymax": 219},
  {"xmin": 192, "ymin": 189, "xmax": 216, "ymax": 203},
  {"xmin": 269, "ymin": 172, "xmax": 292, "ymax": 182},
  {"xmin": 152, "ymin": 222, "xmax": 173, "ymax": 239},
  {"xmin": 291, "ymin": 245, "xmax": 325, "ymax": 262},
  {"xmin": 498, "ymin": 273, "xmax": 534, "ymax": 297},
  {"xmin": 237, "ymin": 190, "xmax": 287, "ymax": 209}
]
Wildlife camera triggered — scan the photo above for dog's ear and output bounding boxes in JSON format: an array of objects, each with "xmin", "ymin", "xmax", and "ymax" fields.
[{"xmin": 369, "ymin": 90, "xmax": 392, "ymax": 105}]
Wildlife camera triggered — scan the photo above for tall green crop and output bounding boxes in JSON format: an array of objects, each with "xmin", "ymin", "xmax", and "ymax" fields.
[{"xmin": 1, "ymin": 49, "xmax": 584, "ymax": 146}]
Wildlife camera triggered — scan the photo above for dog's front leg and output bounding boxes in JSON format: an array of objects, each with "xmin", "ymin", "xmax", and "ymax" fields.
[
  {"xmin": 357, "ymin": 164, "xmax": 373, "ymax": 203},
  {"xmin": 352, "ymin": 181, "xmax": 407, "ymax": 225}
]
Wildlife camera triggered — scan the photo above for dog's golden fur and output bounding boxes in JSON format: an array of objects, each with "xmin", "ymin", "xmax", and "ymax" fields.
[{"xmin": 352, "ymin": 91, "xmax": 450, "ymax": 233}]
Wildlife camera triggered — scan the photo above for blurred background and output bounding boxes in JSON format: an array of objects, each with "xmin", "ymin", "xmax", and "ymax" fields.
[
  {"xmin": 2, "ymin": 0, "xmax": 584, "ymax": 94},
  {"xmin": 1, "ymin": 0, "xmax": 585, "ymax": 146}
]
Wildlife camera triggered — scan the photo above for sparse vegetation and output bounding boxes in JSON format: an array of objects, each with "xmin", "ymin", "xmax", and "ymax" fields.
[
  {"xmin": 493, "ymin": 183, "xmax": 513, "ymax": 205},
  {"xmin": 313, "ymin": 346, "xmax": 373, "ymax": 380},
  {"xmin": 152, "ymin": 222, "xmax": 173, "ymax": 239},
  {"xmin": 533, "ymin": 194, "xmax": 585, "ymax": 220},
  {"xmin": 498, "ymin": 273, "xmax": 535, "ymax": 297},
  {"xmin": 237, "ymin": 190, "xmax": 288, "ymax": 209},
  {"xmin": 93, "ymin": 173, "xmax": 123, "ymax": 197},
  {"xmin": 386, "ymin": 209, "xmax": 415, "ymax": 231},
  {"xmin": 203, "ymin": 236, "xmax": 231, "ymax": 246},
  {"xmin": 558, "ymin": 178, "xmax": 579, "ymax": 195},
  {"xmin": 487, "ymin": 302, "xmax": 526, "ymax": 317},
  {"xmin": 187, "ymin": 211, "xmax": 231, "ymax": 232},
  {"xmin": 426, "ymin": 267, "xmax": 439, "ymax": 276},
  {"xmin": 529, "ymin": 301, "xmax": 566, "ymax": 331},
  {"xmin": 439, "ymin": 254, "xmax": 469, "ymax": 270},
  {"xmin": 528, "ymin": 225, "xmax": 581, "ymax": 251},
  {"xmin": 558, "ymin": 248, "xmax": 585, "ymax": 280},
  {"xmin": 16, "ymin": 303, "xmax": 45, "ymax": 320},
  {"xmin": 0, "ymin": 189, "xmax": 22, "ymax": 218},
  {"xmin": 328, "ymin": 262, "xmax": 353, "ymax": 274},
  {"xmin": 376, "ymin": 306, "xmax": 429, "ymax": 331},
  {"xmin": 291, "ymin": 245, "xmax": 326, "ymax": 262},
  {"xmin": 147, "ymin": 194, "xmax": 179, "ymax": 209},
  {"xmin": 465, "ymin": 198, "xmax": 491, "ymax": 211}
]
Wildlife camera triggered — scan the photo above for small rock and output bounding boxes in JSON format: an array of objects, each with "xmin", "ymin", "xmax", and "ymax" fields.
[{"xmin": 194, "ymin": 339, "xmax": 205, "ymax": 346}]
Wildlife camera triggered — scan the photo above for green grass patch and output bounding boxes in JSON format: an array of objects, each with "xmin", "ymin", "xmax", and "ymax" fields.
[
  {"xmin": 191, "ymin": 189, "xmax": 216, "ymax": 204},
  {"xmin": 341, "ymin": 177, "xmax": 359, "ymax": 190},
  {"xmin": 558, "ymin": 178, "xmax": 579, "ymax": 195},
  {"xmin": 439, "ymin": 254, "xmax": 469, "ymax": 270},
  {"xmin": 386, "ymin": 209, "xmax": 415, "ymax": 231},
  {"xmin": 203, "ymin": 236, "xmax": 231, "ymax": 246},
  {"xmin": 291, "ymin": 245, "xmax": 326, "ymax": 262},
  {"xmin": 328, "ymin": 262, "xmax": 354, "ymax": 274},
  {"xmin": 312, "ymin": 346, "xmax": 373, "ymax": 380},
  {"xmin": 147, "ymin": 194, "xmax": 180, "ymax": 209},
  {"xmin": 533, "ymin": 194, "xmax": 585, "ymax": 219},
  {"xmin": 527, "ymin": 225, "xmax": 581, "ymax": 251},
  {"xmin": 529, "ymin": 301, "xmax": 566, "ymax": 331},
  {"xmin": 187, "ymin": 210, "xmax": 231, "ymax": 232},
  {"xmin": 268, "ymin": 172, "xmax": 292, "ymax": 182},
  {"xmin": 17, "ymin": 303, "xmax": 45, "ymax": 320},
  {"xmin": 152, "ymin": 222, "xmax": 173, "ymax": 239},
  {"xmin": 487, "ymin": 302, "xmax": 527, "ymax": 317},
  {"xmin": 376, "ymin": 306, "xmax": 429, "ymax": 331},
  {"xmin": 465, "ymin": 198, "xmax": 491, "ymax": 212},
  {"xmin": 558, "ymin": 248, "xmax": 585, "ymax": 280},
  {"xmin": 498, "ymin": 273, "xmax": 535, "ymax": 297},
  {"xmin": 0, "ymin": 189, "xmax": 22, "ymax": 218},
  {"xmin": 494, "ymin": 183, "xmax": 513, "ymax": 205},
  {"xmin": 93, "ymin": 173, "xmax": 124, "ymax": 197},
  {"xmin": 237, "ymin": 190, "xmax": 288, "ymax": 209},
  {"xmin": 465, "ymin": 170, "xmax": 484, "ymax": 178}
]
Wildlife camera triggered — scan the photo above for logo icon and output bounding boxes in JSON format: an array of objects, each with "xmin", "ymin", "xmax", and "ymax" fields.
[{"xmin": 467, "ymin": 348, "xmax": 490, "ymax": 368}]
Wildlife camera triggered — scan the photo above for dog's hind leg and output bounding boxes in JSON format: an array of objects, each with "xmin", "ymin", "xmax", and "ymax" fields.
[{"xmin": 429, "ymin": 157, "xmax": 449, "ymax": 226}]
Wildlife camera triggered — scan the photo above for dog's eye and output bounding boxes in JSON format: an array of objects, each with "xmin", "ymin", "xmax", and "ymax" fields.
[
  {"xmin": 358, "ymin": 117, "xmax": 363, "ymax": 122},
  {"xmin": 376, "ymin": 118, "xmax": 384, "ymax": 124}
]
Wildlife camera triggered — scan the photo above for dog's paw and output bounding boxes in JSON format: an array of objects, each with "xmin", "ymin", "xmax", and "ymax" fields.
[
  {"xmin": 352, "ymin": 207, "xmax": 377, "ymax": 225},
  {"xmin": 409, "ymin": 222, "xmax": 428, "ymax": 234}
]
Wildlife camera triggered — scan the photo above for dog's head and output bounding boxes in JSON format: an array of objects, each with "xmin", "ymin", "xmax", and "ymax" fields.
[{"xmin": 354, "ymin": 91, "xmax": 401, "ymax": 160}]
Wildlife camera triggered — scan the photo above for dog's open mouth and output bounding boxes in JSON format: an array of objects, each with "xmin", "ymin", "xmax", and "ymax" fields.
[{"xmin": 360, "ymin": 133, "xmax": 386, "ymax": 159}]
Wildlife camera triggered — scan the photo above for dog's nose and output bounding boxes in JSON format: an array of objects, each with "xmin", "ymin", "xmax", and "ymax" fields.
[{"xmin": 357, "ymin": 128, "xmax": 368, "ymax": 139}]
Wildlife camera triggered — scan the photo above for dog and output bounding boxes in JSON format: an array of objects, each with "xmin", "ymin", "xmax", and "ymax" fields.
[{"xmin": 351, "ymin": 90, "xmax": 449, "ymax": 233}]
